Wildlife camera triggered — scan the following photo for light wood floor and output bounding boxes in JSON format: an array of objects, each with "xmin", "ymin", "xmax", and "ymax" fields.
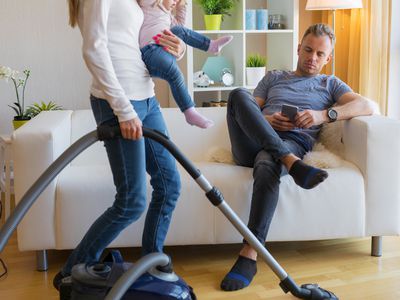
[{"xmin": 1, "ymin": 199, "xmax": 400, "ymax": 299}]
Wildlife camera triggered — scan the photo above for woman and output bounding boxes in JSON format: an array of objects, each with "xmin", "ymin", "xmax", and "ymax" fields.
[{"xmin": 54, "ymin": 0, "xmax": 185, "ymax": 289}]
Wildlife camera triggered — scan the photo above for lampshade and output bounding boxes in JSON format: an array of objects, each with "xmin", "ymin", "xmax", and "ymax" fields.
[{"xmin": 305, "ymin": 0, "xmax": 363, "ymax": 10}]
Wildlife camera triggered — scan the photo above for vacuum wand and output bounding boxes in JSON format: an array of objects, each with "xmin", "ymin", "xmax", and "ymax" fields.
[
  {"xmin": 0, "ymin": 124, "xmax": 338, "ymax": 300},
  {"xmin": 98, "ymin": 125, "xmax": 338, "ymax": 300}
]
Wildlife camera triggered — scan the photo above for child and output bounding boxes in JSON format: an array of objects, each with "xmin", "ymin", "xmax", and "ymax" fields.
[{"xmin": 139, "ymin": 0, "xmax": 233, "ymax": 128}]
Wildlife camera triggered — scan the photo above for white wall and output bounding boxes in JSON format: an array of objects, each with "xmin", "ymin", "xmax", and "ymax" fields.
[{"xmin": 0, "ymin": 0, "xmax": 169, "ymax": 134}]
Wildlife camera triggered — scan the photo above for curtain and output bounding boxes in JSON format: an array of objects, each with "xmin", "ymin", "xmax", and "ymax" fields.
[
  {"xmin": 358, "ymin": 0, "xmax": 391, "ymax": 115},
  {"xmin": 346, "ymin": 9, "xmax": 361, "ymax": 92},
  {"xmin": 309, "ymin": 0, "xmax": 391, "ymax": 114}
]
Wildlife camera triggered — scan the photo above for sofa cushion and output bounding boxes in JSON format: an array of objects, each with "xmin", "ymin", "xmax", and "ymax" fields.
[
  {"xmin": 55, "ymin": 158, "xmax": 365, "ymax": 249},
  {"xmin": 69, "ymin": 108, "xmax": 231, "ymax": 166},
  {"xmin": 55, "ymin": 164, "xmax": 216, "ymax": 249},
  {"xmin": 214, "ymin": 160, "xmax": 365, "ymax": 243}
]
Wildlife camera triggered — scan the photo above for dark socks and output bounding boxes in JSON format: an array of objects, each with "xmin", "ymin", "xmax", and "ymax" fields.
[
  {"xmin": 220, "ymin": 256, "xmax": 257, "ymax": 291},
  {"xmin": 289, "ymin": 160, "xmax": 328, "ymax": 189}
]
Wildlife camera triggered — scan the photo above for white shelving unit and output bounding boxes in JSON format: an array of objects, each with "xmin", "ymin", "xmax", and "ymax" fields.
[{"xmin": 176, "ymin": 0, "xmax": 299, "ymax": 107}]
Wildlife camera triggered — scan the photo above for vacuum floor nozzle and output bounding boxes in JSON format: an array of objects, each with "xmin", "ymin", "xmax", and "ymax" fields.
[{"xmin": 300, "ymin": 283, "xmax": 339, "ymax": 300}]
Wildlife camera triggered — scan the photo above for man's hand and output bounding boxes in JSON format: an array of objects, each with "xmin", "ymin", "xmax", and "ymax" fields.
[
  {"xmin": 265, "ymin": 112, "xmax": 295, "ymax": 131},
  {"xmin": 294, "ymin": 110, "xmax": 326, "ymax": 129},
  {"xmin": 119, "ymin": 117, "xmax": 143, "ymax": 140}
]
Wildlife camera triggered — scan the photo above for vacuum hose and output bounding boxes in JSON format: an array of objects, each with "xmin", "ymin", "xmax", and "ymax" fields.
[{"xmin": 0, "ymin": 125, "xmax": 338, "ymax": 300}]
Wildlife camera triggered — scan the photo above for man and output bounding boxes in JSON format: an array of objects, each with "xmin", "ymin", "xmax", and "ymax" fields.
[{"xmin": 220, "ymin": 23, "xmax": 374, "ymax": 291}]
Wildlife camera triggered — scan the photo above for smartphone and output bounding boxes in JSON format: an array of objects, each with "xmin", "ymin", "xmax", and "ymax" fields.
[{"xmin": 281, "ymin": 104, "xmax": 298, "ymax": 122}]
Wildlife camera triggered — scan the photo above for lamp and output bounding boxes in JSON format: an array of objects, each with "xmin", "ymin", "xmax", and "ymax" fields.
[{"xmin": 305, "ymin": 0, "xmax": 363, "ymax": 74}]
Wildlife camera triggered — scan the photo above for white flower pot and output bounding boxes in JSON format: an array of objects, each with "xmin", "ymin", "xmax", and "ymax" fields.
[{"xmin": 246, "ymin": 67, "xmax": 266, "ymax": 86}]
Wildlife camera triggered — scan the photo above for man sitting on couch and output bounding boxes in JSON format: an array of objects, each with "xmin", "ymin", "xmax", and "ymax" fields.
[{"xmin": 220, "ymin": 23, "xmax": 374, "ymax": 291}]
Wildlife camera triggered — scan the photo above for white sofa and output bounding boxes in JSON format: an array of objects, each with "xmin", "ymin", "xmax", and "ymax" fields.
[{"xmin": 12, "ymin": 108, "xmax": 400, "ymax": 269}]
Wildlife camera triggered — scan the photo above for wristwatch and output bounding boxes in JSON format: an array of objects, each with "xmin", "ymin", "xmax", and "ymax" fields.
[{"xmin": 327, "ymin": 108, "xmax": 338, "ymax": 122}]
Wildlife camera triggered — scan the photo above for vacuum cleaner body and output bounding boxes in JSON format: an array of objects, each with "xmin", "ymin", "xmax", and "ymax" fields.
[{"xmin": 60, "ymin": 251, "xmax": 195, "ymax": 300}]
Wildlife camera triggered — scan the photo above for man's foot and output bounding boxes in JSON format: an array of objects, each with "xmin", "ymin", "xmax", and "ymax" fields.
[
  {"xmin": 208, "ymin": 36, "xmax": 233, "ymax": 55},
  {"xmin": 289, "ymin": 160, "xmax": 328, "ymax": 189},
  {"xmin": 220, "ymin": 255, "xmax": 257, "ymax": 291},
  {"xmin": 184, "ymin": 107, "xmax": 214, "ymax": 128}
]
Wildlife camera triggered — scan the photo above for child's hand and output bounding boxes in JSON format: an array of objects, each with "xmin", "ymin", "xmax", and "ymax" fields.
[
  {"xmin": 176, "ymin": 0, "xmax": 186, "ymax": 6},
  {"xmin": 157, "ymin": 29, "xmax": 185, "ymax": 58}
]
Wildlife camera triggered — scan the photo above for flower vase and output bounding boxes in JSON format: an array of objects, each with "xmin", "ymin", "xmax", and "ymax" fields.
[
  {"xmin": 13, "ymin": 118, "xmax": 30, "ymax": 130},
  {"xmin": 204, "ymin": 15, "xmax": 222, "ymax": 30}
]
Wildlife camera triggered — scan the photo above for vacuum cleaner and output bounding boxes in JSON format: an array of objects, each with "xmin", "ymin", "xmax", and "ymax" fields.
[{"xmin": 0, "ymin": 124, "xmax": 338, "ymax": 300}]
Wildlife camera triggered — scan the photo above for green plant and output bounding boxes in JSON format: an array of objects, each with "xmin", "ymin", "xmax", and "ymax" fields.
[
  {"xmin": 0, "ymin": 66, "xmax": 31, "ymax": 120},
  {"xmin": 26, "ymin": 101, "xmax": 63, "ymax": 118},
  {"xmin": 246, "ymin": 54, "xmax": 267, "ymax": 68},
  {"xmin": 195, "ymin": 0, "xmax": 238, "ymax": 17}
]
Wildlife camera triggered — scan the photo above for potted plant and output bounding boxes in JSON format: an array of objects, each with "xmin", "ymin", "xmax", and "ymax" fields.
[
  {"xmin": 26, "ymin": 101, "xmax": 63, "ymax": 118},
  {"xmin": 195, "ymin": 0, "xmax": 238, "ymax": 30},
  {"xmin": 0, "ymin": 66, "xmax": 32, "ymax": 130},
  {"xmin": 246, "ymin": 54, "xmax": 267, "ymax": 86}
]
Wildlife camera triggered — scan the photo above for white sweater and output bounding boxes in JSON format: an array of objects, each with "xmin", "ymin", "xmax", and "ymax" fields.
[{"xmin": 77, "ymin": 0, "xmax": 154, "ymax": 122}]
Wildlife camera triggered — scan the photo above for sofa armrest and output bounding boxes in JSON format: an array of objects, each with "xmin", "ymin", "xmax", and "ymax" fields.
[
  {"xmin": 12, "ymin": 110, "xmax": 73, "ymax": 251},
  {"xmin": 342, "ymin": 115, "xmax": 400, "ymax": 235}
]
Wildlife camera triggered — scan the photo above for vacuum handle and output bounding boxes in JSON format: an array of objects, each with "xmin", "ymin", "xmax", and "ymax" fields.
[
  {"xmin": 97, "ymin": 125, "xmax": 169, "ymax": 141},
  {"xmin": 97, "ymin": 125, "xmax": 121, "ymax": 140},
  {"xmin": 97, "ymin": 125, "xmax": 201, "ymax": 179}
]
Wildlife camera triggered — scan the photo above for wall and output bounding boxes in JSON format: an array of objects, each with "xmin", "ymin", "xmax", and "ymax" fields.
[
  {"xmin": 1, "ymin": 0, "xmax": 361, "ymax": 134},
  {"xmin": 298, "ymin": 0, "xmax": 352, "ymax": 84},
  {"xmin": 0, "ymin": 0, "xmax": 169, "ymax": 134}
]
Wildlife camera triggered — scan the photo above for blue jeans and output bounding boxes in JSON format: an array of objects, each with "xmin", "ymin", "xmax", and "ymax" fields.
[
  {"xmin": 140, "ymin": 26, "xmax": 210, "ymax": 112},
  {"xmin": 171, "ymin": 25, "xmax": 210, "ymax": 51},
  {"xmin": 227, "ymin": 88, "xmax": 312, "ymax": 243},
  {"xmin": 61, "ymin": 96, "xmax": 181, "ymax": 275}
]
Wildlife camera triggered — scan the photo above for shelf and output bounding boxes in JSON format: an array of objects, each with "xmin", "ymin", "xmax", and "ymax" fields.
[
  {"xmin": 196, "ymin": 30, "xmax": 243, "ymax": 34},
  {"xmin": 245, "ymin": 29, "xmax": 294, "ymax": 34},
  {"xmin": 195, "ymin": 29, "xmax": 294, "ymax": 34},
  {"xmin": 193, "ymin": 86, "xmax": 240, "ymax": 92},
  {"xmin": 187, "ymin": 0, "xmax": 299, "ymax": 107}
]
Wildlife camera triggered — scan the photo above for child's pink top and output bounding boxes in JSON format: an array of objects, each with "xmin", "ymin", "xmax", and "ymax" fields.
[{"xmin": 138, "ymin": 0, "xmax": 187, "ymax": 48}]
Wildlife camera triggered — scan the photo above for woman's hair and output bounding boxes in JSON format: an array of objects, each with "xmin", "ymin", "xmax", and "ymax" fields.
[{"xmin": 68, "ymin": 0, "xmax": 80, "ymax": 28}]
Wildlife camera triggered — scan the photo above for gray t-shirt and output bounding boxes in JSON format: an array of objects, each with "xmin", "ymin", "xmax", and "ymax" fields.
[{"xmin": 253, "ymin": 70, "xmax": 352, "ymax": 145}]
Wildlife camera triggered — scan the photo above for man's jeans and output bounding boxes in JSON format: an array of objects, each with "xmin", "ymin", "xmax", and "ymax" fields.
[
  {"xmin": 140, "ymin": 25, "xmax": 210, "ymax": 113},
  {"xmin": 227, "ymin": 88, "xmax": 311, "ymax": 243},
  {"xmin": 61, "ymin": 96, "xmax": 181, "ymax": 275}
]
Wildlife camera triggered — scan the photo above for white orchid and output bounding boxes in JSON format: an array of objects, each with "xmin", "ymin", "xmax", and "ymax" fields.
[{"xmin": 0, "ymin": 65, "xmax": 31, "ymax": 119}]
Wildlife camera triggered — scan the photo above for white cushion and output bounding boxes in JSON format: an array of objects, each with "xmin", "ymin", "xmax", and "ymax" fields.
[{"xmin": 214, "ymin": 161, "xmax": 365, "ymax": 243}]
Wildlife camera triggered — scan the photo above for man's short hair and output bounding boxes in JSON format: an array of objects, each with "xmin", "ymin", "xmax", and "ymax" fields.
[{"xmin": 301, "ymin": 23, "xmax": 336, "ymax": 47}]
